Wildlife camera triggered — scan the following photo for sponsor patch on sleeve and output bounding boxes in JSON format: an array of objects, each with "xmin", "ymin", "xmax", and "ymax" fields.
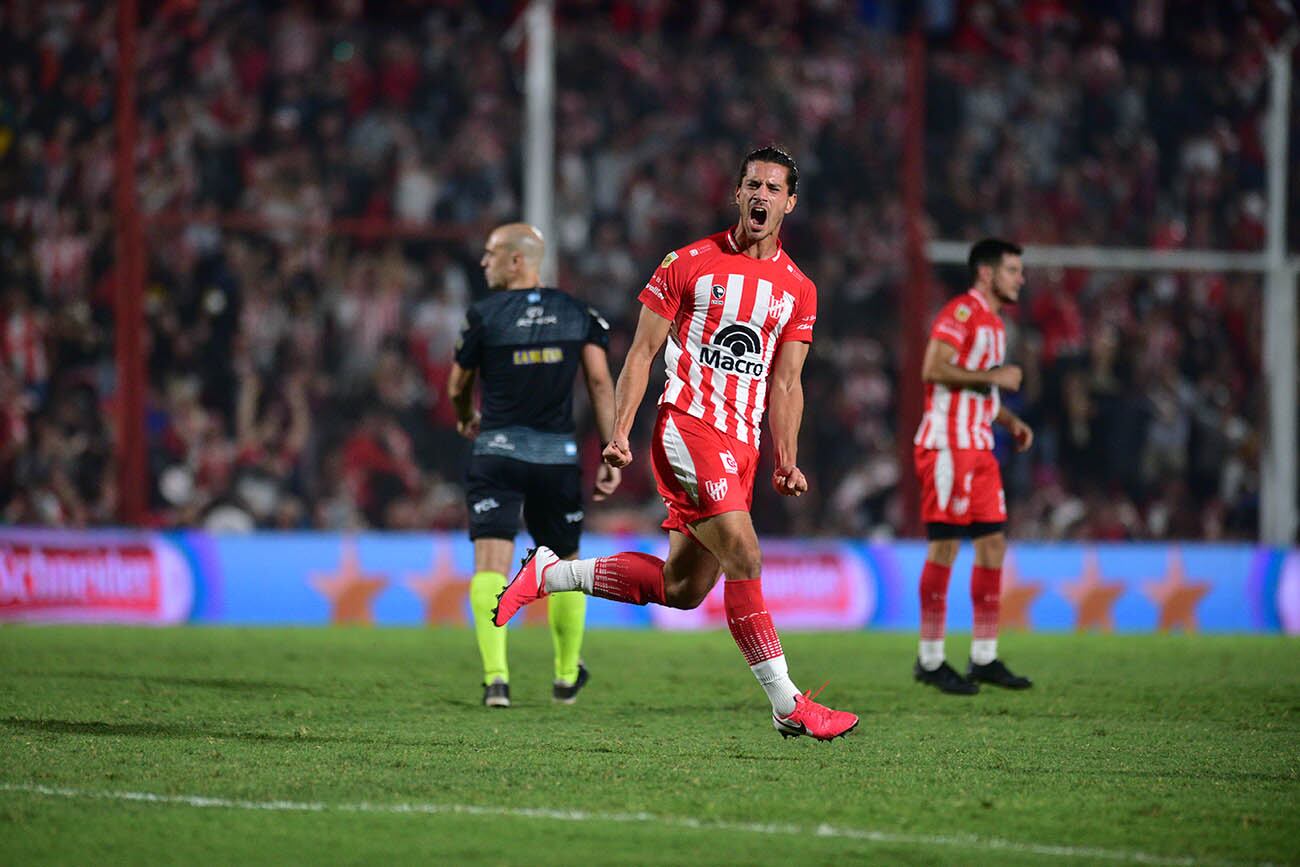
[
  {"xmin": 659, "ymin": 251, "xmax": 678, "ymax": 269},
  {"xmin": 935, "ymin": 322, "xmax": 966, "ymax": 342}
]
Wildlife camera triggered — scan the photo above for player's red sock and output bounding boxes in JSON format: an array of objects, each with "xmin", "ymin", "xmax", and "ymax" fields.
[
  {"xmin": 920, "ymin": 561, "xmax": 952, "ymax": 641},
  {"xmin": 724, "ymin": 578, "xmax": 784, "ymax": 664},
  {"xmin": 590, "ymin": 553, "xmax": 666, "ymax": 606},
  {"xmin": 724, "ymin": 578, "xmax": 797, "ymax": 716},
  {"xmin": 971, "ymin": 564, "xmax": 1002, "ymax": 664}
]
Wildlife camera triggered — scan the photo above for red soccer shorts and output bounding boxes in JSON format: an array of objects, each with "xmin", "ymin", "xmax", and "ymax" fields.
[
  {"xmin": 914, "ymin": 445, "xmax": 1006, "ymax": 526},
  {"xmin": 651, "ymin": 406, "xmax": 758, "ymax": 533}
]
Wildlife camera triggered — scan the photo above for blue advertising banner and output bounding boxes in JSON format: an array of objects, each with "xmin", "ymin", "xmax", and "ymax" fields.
[{"xmin": 2, "ymin": 529, "xmax": 1296, "ymax": 634}]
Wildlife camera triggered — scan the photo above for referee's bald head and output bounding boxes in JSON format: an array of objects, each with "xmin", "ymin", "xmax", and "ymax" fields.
[
  {"xmin": 482, "ymin": 222, "xmax": 545, "ymax": 290},
  {"xmin": 493, "ymin": 223, "xmax": 545, "ymax": 269}
]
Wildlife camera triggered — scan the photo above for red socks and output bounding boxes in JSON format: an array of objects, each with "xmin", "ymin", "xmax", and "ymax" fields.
[
  {"xmin": 971, "ymin": 565, "xmax": 1002, "ymax": 641},
  {"xmin": 591, "ymin": 553, "xmax": 667, "ymax": 606},
  {"xmin": 919, "ymin": 561, "xmax": 953, "ymax": 641},
  {"xmin": 724, "ymin": 578, "xmax": 783, "ymax": 665}
]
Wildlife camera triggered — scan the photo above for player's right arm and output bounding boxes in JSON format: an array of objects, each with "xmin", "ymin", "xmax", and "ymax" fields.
[
  {"xmin": 602, "ymin": 305, "xmax": 673, "ymax": 469},
  {"xmin": 447, "ymin": 363, "xmax": 479, "ymax": 439},
  {"xmin": 449, "ymin": 305, "xmax": 484, "ymax": 439},
  {"xmin": 921, "ymin": 338, "xmax": 1022, "ymax": 392}
]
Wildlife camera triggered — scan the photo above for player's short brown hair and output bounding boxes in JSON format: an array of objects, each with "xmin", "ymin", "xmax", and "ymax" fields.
[
  {"xmin": 968, "ymin": 238, "xmax": 1022, "ymax": 281},
  {"xmin": 737, "ymin": 146, "xmax": 799, "ymax": 195}
]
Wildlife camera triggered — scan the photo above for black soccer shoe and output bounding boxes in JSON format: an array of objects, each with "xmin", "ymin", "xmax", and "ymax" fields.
[
  {"xmin": 552, "ymin": 663, "xmax": 590, "ymax": 705},
  {"xmin": 967, "ymin": 658, "xmax": 1033, "ymax": 689},
  {"xmin": 914, "ymin": 659, "xmax": 979, "ymax": 695},
  {"xmin": 483, "ymin": 679, "xmax": 511, "ymax": 708}
]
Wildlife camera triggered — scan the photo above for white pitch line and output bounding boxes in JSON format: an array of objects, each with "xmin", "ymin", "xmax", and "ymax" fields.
[{"xmin": 0, "ymin": 782, "xmax": 1262, "ymax": 867}]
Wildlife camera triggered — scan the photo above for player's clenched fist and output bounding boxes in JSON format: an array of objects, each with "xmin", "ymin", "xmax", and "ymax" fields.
[
  {"xmin": 602, "ymin": 437, "xmax": 633, "ymax": 468},
  {"xmin": 457, "ymin": 411, "xmax": 481, "ymax": 440},
  {"xmin": 772, "ymin": 465, "xmax": 807, "ymax": 496}
]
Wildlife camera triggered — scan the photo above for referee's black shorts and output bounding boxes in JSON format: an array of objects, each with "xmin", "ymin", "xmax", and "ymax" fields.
[{"xmin": 465, "ymin": 454, "xmax": 584, "ymax": 557}]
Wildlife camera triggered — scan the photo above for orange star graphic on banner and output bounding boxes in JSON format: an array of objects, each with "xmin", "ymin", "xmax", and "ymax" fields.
[
  {"xmin": 309, "ymin": 540, "xmax": 389, "ymax": 624},
  {"xmin": 405, "ymin": 541, "xmax": 469, "ymax": 625},
  {"xmin": 1059, "ymin": 550, "xmax": 1126, "ymax": 632},
  {"xmin": 1142, "ymin": 549, "xmax": 1211, "ymax": 632},
  {"xmin": 998, "ymin": 550, "xmax": 1044, "ymax": 631}
]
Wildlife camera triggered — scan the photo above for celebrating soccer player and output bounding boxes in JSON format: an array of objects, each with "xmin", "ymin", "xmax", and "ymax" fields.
[
  {"xmin": 493, "ymin": 147, "xmax": 858, "ymax": 741},
  {"xmin": 449, "ymin": 223, "xmax": 621, "ymax": 708},
  {"xmin": 911, "ymin": 238, "xmax": 1035, "ymax": 694}
]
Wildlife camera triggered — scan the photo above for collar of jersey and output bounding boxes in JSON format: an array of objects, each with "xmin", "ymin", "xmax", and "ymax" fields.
[
  {"xmin": 725, "ymin": 228, "xmax": 783, "ymax": 262},
  {"xmin": 966, "ymin": 288, "xmax": 992, "ymax": 311}
]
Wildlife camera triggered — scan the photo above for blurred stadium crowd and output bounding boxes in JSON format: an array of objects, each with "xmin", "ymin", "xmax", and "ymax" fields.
[{"xmin": 1, "ymin": 0, "xmax": 1293, "ymax": 540}]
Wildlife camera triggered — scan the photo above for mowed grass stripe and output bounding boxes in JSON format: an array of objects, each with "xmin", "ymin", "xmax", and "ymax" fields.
[{"xmin": 0, "ymin": 781, "xmax": 1240, "ymax": 866}]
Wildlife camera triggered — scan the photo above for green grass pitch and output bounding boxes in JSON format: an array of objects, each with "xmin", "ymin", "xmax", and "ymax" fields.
[{"xmin": 1, "ymin": 626, "xmax": 1296, "ymax": 865}]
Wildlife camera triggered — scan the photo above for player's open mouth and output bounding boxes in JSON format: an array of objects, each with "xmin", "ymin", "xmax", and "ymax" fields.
[{"xmin": 747, "ymin": 205, "xmax": 768, "ymax": 231}]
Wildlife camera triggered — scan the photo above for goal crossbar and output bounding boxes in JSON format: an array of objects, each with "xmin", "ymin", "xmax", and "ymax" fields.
[{"xmin": 926, "ymin": 240, "xmax": 1300, "ymax": 275}]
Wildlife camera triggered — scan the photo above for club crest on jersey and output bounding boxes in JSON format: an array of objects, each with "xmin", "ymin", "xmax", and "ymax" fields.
[
  {"xmin": 711, "ymin": 284, "xmax": 726, "ymax": 303},
  {"xmin": 704, "ymin": 478, "xmax": 729, "ymax": 502},
  {"xmin": 767, "ymin": 291, "xmax": 794, "ymax": 322},
  {"xmin": 954, "ymin": 304, "xmax": 972, "ymax": 322},
  {"xmin": 659, "ymin": 251, "xmax": 678, "ymax": 269},
  {"xmin": 699, "ymin": 323, "xmax": 765, "ymax": 376},
  {"xmin": 719, "ymin": 451, "xmax": 739, "ymax": 474}
]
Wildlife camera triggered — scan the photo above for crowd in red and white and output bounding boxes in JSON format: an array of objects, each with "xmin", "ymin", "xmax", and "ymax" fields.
[{"xmin": 0, "ymin": 1, "xmax": 1284, "ymax": 540}]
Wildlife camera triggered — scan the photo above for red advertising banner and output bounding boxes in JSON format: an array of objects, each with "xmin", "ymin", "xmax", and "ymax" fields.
[
  {"xmin": 650, "ymin": 541, "xmax": 876, "ymax": 630},
  {"xmin": 0, "ymin": 530, "xmax": 193, "ymax": 624}
]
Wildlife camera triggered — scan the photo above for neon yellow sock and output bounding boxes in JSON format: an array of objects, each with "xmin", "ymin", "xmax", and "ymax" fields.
[
  {"xmin": 548, "ymin": 590, "xmax": 586, "ymax": 684},
  {"xmin": 470, "ymin": 571, "xmax": 509, "ymax": 685}
]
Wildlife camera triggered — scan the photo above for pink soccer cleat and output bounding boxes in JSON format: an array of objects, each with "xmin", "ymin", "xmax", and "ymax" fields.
[
  {"xmin": 492, "ymin": 546, "xmax": 559, "ymax": 627},
  {"xmin": 772, "ymin": 684, "xmax": 859, "ymax": 741}
]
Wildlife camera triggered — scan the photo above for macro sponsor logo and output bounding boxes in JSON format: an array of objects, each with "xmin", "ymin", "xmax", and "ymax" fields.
[
  {"xmin": 0, "ymin": 533, "xmax": 194, "ymax": 624},
  {"xmin": 699, "ymin": 324, "xmax": 764, "ymax": 376},
  {"xmin": 564, "ymin": 510, "xmax": 584, "ymax": 524},
  {"xmin": 512, "ymin": 347, "xmax": 564, "ymax": 365},
  {"xmin": 473, "ymin": 498, "xmax": 500, "ymax": 515}
]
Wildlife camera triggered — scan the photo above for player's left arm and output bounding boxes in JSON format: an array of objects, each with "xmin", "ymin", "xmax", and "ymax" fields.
[
  {"xmin": 995, "ymin": 405, "xmax": 1033, "ymax": 452},
  {"xmin": 767, "ymin": 340, "xmax": 810, "ymax": 497},
  {"xmin": 447, "ymin": 363, "xmax": 479, "ymax": 439},
  {"xmin": 579, "ymin": 343, "xmax": 621, "ymax": 501}
]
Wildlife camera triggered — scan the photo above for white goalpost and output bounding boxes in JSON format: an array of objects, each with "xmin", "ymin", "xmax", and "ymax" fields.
[
  {"xmin": 927, "ymin": 45, "xmax": 1298, "ymax": 546},
  {"xmin": 522, "ymin": 0, "xmax": 557, "ymax": 286}
]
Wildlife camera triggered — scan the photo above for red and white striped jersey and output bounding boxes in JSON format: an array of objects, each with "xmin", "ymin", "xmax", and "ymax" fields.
[
  {"xmin": 914, "ymin": 289, "xmax": 1006, "ymax": 451},
  {"xmin": 638, "ymin": 230, "xmax": 817, "ymax": 446}
]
